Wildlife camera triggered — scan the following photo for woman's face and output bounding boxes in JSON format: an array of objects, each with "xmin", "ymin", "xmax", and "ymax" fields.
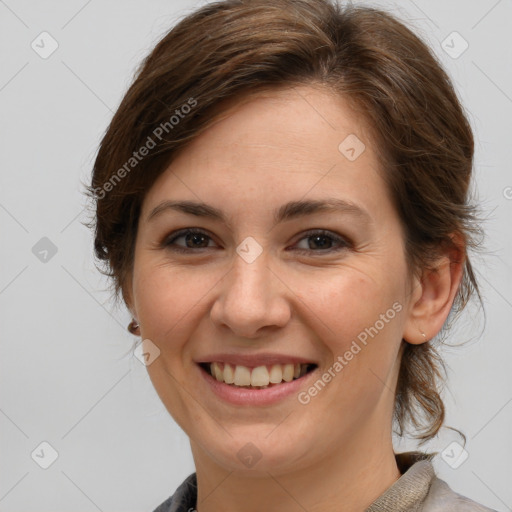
[{"xmin": 128, "ymin": 85, "xmax": 422, "ymax": 475}]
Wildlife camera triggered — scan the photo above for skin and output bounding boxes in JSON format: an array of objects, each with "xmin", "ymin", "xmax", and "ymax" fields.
[{"xmin": 125, "ymin": 84, "xmax": 463, "ymax": 512}]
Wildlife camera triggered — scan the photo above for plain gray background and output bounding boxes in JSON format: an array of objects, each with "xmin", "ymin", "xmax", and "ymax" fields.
[{"xmin": 1, "ymin": 0, "xmax": 511, "ymax": 511}]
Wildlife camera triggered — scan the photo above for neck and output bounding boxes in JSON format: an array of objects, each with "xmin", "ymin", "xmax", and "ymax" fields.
[{"xmin": 192, "ymin": 431, "xmax": 401, "ymax": 512}]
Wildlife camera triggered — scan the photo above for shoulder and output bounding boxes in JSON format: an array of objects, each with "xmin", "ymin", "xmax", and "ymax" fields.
[
  {"xmin": 393, "ymin": 451, "xmax": 497, "ymax": 512},
  {"xmin": 421, "ymin": 475, "xmax": 498, "ymax": 512},
  {"xmin": 152, "ymin": 473, "xmax": 197, "ymax": 512}
]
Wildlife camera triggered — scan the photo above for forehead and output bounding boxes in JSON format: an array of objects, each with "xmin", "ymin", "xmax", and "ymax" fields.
[
  {"xmin": 141, "ymin": 85, "xmax": 387, "ymax": 217},
  {"xmin": 191, "ymin": 84, "xmax": 372, "ymax": 158}
]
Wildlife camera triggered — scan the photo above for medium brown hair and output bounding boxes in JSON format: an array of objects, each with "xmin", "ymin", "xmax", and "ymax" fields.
[{"xmin": 85, "ymin": 0, "xmax": 483, "ymax": 443}]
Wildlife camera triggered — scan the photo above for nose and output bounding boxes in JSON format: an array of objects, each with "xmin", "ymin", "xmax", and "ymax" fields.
[{"xmin": 209, "ymin": 250, "xmax": 291, "ymax": 338}]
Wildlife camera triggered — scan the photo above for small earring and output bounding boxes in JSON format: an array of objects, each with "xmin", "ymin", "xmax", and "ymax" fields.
[
  {"xmin": 128, "ymin": 319, "xmax": 140, "ymax": 335},
  {"xmin": 421, "ymin": 331, "xmax": 427, "ymax": 340}
]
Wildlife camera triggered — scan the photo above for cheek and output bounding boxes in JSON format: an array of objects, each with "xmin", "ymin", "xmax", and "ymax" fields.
[
  {"xmin": 298, "ymin": 268, "xmax": 405, "ymax": 375},
  {"xmin": 299, "ymin": 265, "xmax": 400, "ymax": 332},
  {"xmin": 301, "ymin": 273, "xmax": 405, "ymax": 426},
  {"xmin": 133, "ymin": 262, "xmax": 219, "ymax": 345}
]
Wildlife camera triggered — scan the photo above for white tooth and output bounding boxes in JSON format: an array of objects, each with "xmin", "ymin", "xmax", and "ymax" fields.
[
  {"xmin": 212, "ymin": 362, "xmax": 223, "ymax": 381},
  {"xmin": 269, "ymin": 364, "xmax": 283, "ymax": 383},
  {"xmin": 223, "ymin": 363, "xmax": 235, "ymax": 384},
  {"xmin": 282, "ymin": 363, "xmax": 294, "ymax": 382},
  {"xmin": 234, "ymin": 365, "xmax": 251, "ymax": 386},
  {"xmin": 251, "ymin": 366, "xmax": 270, "ymax": 387},
  {"xmin": 294, "ymin": 363, "xmax": 300, "ymax": 379}
]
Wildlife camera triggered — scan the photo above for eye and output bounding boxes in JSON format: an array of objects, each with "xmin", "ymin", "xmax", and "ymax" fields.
[
  {"xmin": 291, "ymin": 229, "xmax": 351, "ymax": 253},
  {"xmin": 161, "ymin": 228, "xmax": 351, "ymax": 254},
  {"xmin": 162, "ymin": 228, "xmax": 218, "ymax": 252}
]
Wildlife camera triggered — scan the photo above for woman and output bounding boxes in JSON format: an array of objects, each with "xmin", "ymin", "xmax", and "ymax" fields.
[{"xmin": 87, "ymin": 0, "xmax": 495, "ymax": 510}]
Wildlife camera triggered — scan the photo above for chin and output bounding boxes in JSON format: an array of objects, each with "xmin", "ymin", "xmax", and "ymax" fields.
[{"xmin": 194, "ymin": 428, "xmax": 311, "ymax": 476}]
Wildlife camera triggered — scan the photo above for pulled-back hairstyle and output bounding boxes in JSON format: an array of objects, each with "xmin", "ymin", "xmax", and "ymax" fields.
[{"xmin": 85, "ymin": 0, "xmax": 483, "ymax": 444}]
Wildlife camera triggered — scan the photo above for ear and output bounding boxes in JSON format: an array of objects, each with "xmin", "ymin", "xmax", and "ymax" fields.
[
  {"xmin": 402, "ymin": 233, "xmax": 465, "ymax": 345},
  {"xmin": 121, "ymin": 272, "xmax": 137, "ymax": 320}
]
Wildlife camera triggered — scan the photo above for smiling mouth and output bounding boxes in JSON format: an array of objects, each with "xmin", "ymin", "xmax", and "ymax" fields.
[{"xmin": 199, "ymin": 362, "xmax": 318, "ymax": 389}]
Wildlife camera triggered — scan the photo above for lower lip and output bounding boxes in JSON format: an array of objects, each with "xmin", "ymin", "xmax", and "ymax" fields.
[{"xmin": 197, "ymin": 364, "xmax": 317, "ymax": 406}]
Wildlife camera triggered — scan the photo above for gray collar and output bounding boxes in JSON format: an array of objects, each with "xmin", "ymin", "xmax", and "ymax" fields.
[{"xmin": 366, "ymin": 452, "xmax": 435, "ymax": 511}]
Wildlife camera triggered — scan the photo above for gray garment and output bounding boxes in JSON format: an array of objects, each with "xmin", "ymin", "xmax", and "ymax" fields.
[
  {"xmin": 367, "ymin": 452, "xmax": 498, "ymax": 511},
  {"xmin": 152, "ymin": 451, "xmax": 498, "ymax": 512}
]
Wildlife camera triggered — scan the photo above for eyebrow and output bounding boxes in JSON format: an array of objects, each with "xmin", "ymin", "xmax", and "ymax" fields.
[{"xmin": 146, "ymin": 198, "xmax": 372, "ymax": 227}]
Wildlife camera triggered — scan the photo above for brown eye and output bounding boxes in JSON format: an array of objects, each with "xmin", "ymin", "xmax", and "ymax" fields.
[
  {"xmin": 292, "ymin": 230, "xmax": 351, "ymax": 253},
  {"xmin": 161, "ymin": 228, "xmax": 351, "ymax": 255},
  {"xmin": 163, "ymin": 229, "xmax": 217, "ymax": 251}
]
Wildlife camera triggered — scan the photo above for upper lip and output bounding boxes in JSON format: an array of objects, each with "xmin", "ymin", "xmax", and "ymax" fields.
[{"xmin": 194, "ymin": 353, "xmax": 318, "ymax": 368}]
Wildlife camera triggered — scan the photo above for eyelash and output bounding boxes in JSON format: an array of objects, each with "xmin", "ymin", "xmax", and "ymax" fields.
[{"xmin": 161, "ymin": 228, "xmax": 352, "ymax": 255}]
